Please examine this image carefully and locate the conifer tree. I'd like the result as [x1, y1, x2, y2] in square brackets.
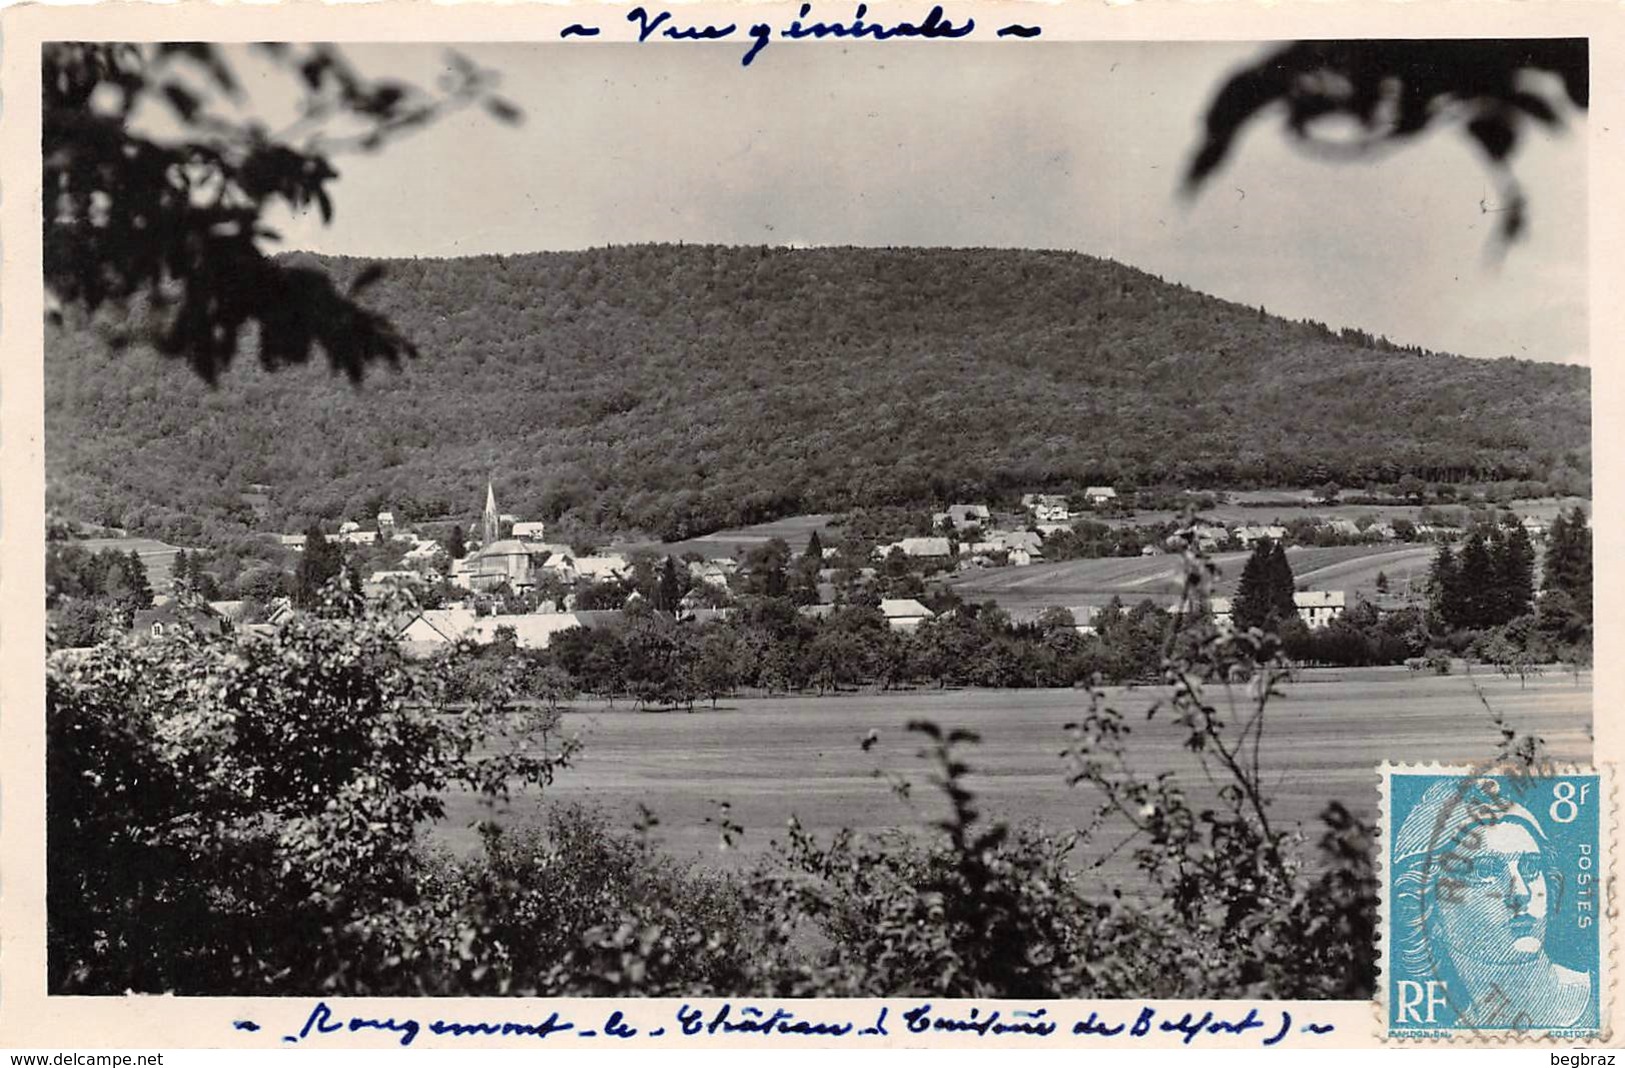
[657, 555, 681, 615]
[1429, 544, 1463, 630]
[124, 551, 154, 610]
[294, 525, 342, 608]
[1267, 541, 1297, 625]
[1496, 523, 1537, 623]
[1458, 532, 1495, 629]
[794, 532, 825, 605]
[1231, 540, 1274, 631]
[1544, 506, 1592, 620]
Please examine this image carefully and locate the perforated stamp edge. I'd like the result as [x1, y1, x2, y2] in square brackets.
[1376, 761, 1615, 1045]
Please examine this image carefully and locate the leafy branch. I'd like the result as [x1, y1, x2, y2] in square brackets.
[43, 43, 522, 383]
[1186, 39, 1587, 242]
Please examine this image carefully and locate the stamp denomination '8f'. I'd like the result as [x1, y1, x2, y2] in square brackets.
[1382, 766, 1610, 1040]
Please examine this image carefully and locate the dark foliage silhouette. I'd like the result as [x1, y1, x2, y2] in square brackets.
[1186, 39, 1587, 240]
[43, 43, 520, 383]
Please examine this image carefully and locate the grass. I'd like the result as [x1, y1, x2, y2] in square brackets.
[72, 536, 185, 590]
[438, 666, 1592, 884]
[1041, 494, 1589, 532]
[624, 513, 839, 558]
[947, 543, 1437, 610]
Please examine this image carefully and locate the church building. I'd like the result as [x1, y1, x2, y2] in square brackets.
[467, 482, 542, 592]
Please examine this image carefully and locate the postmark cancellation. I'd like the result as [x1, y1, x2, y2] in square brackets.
[1380, 764, 1612, 1041]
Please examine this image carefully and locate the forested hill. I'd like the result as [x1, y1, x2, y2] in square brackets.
[46, 244, 1590, 544]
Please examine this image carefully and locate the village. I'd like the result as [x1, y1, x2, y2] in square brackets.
[96, 477, 1563, 658]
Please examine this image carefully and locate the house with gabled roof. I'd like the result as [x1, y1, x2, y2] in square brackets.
[133, 602, 229, 640]
[879, 598, 935, 631]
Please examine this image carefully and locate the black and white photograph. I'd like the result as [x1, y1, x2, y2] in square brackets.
[6, 12, 1606, 1045]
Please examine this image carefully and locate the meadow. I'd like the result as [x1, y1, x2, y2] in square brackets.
[439, 666, 1592, 884]
[70, 536, 184, 589]
[1095, 493, 1592, 530]
[948, 543, 1438, 611]
[628, 513, 839, 558]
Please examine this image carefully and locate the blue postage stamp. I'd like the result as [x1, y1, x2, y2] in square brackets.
[1381, 765, 1611, 1040]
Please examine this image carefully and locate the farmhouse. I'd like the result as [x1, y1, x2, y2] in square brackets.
[403, 541, 443, 563]
[132, 602, 229, 639]
[1084, 486, 1117, 505]
[880, 598, 935, 631]
[1294, 590, 1346, 627]
[1232, 525, 1286, 547]
[363, 570, 426, 600]
[466, 613, 586, 650]
[573, 553, 631, 581]
[933, 503, 991, 529]
[1207, 590, 1347, 630]
[396, 607, 477, 655]
[877, 537, 952, 559]
[688, 558, 737, 588]
[1022, 494, 1071, 523]
[994, 530, 1043, 554]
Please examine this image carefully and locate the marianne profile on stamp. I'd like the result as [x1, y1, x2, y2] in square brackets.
[1389, 775, 1599, 1033]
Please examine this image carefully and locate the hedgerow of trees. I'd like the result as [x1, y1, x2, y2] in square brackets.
[1426, 507, 1591, 675]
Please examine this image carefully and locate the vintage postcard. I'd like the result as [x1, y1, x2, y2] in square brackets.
[1, 0, 1619, 1053]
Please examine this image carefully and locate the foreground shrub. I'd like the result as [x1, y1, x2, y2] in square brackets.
[47, 588, 576, 994]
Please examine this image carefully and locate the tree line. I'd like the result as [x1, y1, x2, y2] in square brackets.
[47, 243, 1590, 548]
[45, 545, 155, 647]
[1425, 506, 1591, 671]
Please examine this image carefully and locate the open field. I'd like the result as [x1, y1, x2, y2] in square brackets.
[1076, 495, 1589, 531]
[626, 513, 839, 558]
[438, 668, 1592, 885]
[72, 536, 185, 591]
[948, 544, 1437, 611]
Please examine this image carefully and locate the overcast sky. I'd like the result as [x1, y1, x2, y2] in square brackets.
[245, 41, 1588, 364]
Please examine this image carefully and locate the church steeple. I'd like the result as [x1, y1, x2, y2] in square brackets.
[483, 481, 499, 547]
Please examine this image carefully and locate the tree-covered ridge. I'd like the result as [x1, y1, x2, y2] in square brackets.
[46, 244, 1590, 545]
